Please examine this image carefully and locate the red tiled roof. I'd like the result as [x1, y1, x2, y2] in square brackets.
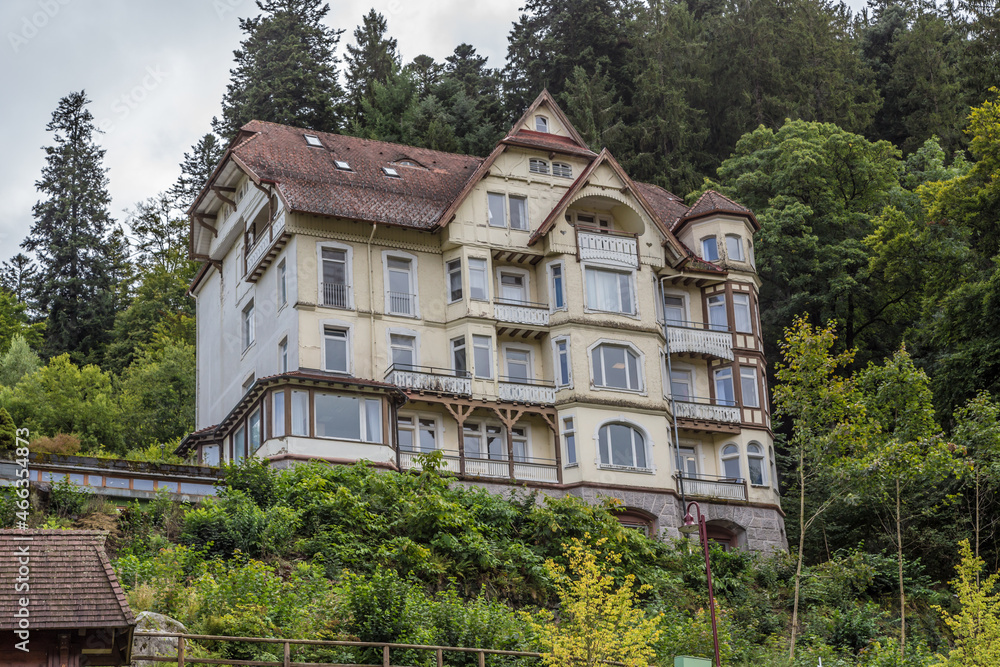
[233, 121, 484, 230]
[676, 190, 759, 231]
[634, 182, 690, 229]
[0, 530, 134, 630]
[501, 129, 598, 158]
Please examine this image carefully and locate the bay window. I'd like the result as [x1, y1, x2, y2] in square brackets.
[740, 366, 760, 408]
[714, 367, 736, 406]
[598, 423, 647, 469]
[584, 267, 634, 315]
[315, 393, 382, 442]
[591, 343, 641, 391]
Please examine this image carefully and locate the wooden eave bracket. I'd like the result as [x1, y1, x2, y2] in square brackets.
[193, 213, 218, 236]
[211, 186, 237, 207]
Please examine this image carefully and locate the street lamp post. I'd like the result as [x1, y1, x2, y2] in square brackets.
[679, 501, 721, 667]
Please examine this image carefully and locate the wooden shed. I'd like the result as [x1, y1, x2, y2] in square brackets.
[0, 529, 136, 666]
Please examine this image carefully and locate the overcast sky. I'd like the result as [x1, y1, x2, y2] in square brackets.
[0, 0, 868, 264]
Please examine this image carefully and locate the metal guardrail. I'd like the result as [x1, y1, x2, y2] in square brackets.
[321, 282, 351, 309]
[676, 473, 748, 502]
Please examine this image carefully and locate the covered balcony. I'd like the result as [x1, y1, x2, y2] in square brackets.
[675, 472, 748, 502]
[576, 226, 639, 268]
[244, 209, 288, 282]
[399, 449, 559, 483]
[666, 321, 734, 360]
[494, 298, 550, 327]
[385, 364, 471, 396]
[673, 396, 741, 432]
[497, 376, 556, 405]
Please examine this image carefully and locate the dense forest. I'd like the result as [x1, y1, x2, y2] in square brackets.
[2, 0, 1000, 664]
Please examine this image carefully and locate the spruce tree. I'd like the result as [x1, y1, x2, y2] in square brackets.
[345, 10, 401, 123]
[0, 254, 38, 306]
[214, 0, 344, 139]
[24, 91, 117, 365]
[170, 132, 226, 210]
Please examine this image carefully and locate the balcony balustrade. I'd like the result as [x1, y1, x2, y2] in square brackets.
[676, 472, 748, 501]
[385, 364, 471, 395]
[387, 291, 416, 316]
[399, 449, 558, 483]
[673, 397, 741, 424]
[665, 321, 734, 360]
[497, 376, 556, 404]
[576, 227, 639, 268]
[321, 282, 351, 309]
[494, 298, 550, 326]
[244, 210, 286, 278]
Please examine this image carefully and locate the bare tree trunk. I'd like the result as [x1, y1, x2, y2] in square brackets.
[897, 478, 906, 659]
[789, 450, 805, 659]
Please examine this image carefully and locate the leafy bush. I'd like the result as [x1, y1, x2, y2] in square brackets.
[0, 407, 16, 456]
[47, 475, 90, 517]
[31, 433, 81, 455]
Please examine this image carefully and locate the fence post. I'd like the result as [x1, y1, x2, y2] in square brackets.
[383, 644, 391, 667]
[284, 641, 291, 667]
[177, 636, 185, 667]
[478, 650, 485, 667]
[436, 648, 443, 667]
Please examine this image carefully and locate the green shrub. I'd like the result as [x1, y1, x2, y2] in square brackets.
[47, 475, 90, 517]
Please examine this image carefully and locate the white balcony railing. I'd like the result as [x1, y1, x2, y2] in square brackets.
[494, 300, 550, 326]
[399, 450, 558, 483]
[666, 324, 734, 360]
[245, 211, 286, 272]
[321, 283, 351, 309]
[386, 365, 471, 395]
[674, 399, 741, 424]
[677, 474, 748, 501]
[498, 378, 556, 404]
[577, 229, 638, 268]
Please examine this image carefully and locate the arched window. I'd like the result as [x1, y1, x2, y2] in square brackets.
[726, 234, 744, 260]
[598, 423, 647, 469]
[591, 343, 642, 391]
[721, 443, 741, 480]
[769, 446, 779, 492]
[747, 442, 766, 485]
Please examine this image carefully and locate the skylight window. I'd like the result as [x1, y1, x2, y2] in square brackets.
[334, 160, 352, 171]
[382, 167, 400, 178]
[304, 134, 323, 147]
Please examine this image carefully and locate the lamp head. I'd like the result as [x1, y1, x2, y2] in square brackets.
[678, 512, 699, 534]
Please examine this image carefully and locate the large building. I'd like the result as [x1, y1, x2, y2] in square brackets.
[178, 92, 787, 551]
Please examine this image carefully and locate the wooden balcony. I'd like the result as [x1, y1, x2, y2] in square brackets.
[676, 473, 748, 501]
[497, 376, 556, 405]
[244, 210, 288, 282]
[666, 321, 734, 360]
[494, 299, 550, 327]
[673, 397, 742, 433]
[385, 364, 471, 396]
[576, 227, 639, 268]
[399, 449, 558, 483]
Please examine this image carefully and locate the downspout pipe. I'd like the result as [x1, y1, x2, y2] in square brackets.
[367, 223, 378, 374]
[660, 277, 687, 522]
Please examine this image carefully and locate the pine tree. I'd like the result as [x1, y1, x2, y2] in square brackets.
[24, 91, 117, 365]
[344, 10, 401, 123]
[170, 132, 225, 210]
[406, 55, 442, 97]
[0, 254, 38, 306]
[214, 0, 344, 139]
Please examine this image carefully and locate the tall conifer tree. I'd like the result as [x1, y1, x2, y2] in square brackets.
[344, 10, 401, 122]
[170, 132, 226, 211]
[214, 0, 344, 139]
[24, 91, 117, 364]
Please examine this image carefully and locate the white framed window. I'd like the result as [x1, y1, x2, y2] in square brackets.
[451, 336, 468, 376]
[509, 195, 528, 230]
[202, 444, 220, 467]
[670, 368, 694, 401]
[304, 133, 323, 147]
[707, 294, 728, 331]
[677, 446, 698, 476]
[726, 234, 744, 261]
[584, 267, 635, 315]
[334, 159, 352, 171]
[469, 258, 489, 300]
[278, 338, 288, 373]
[562, 417, 577, 465]
[233, 424, 246, 464]
[548, 262, 566, 310]
[241, 300, 255, 351]
[504, 346, 532, 381]
[447, 259, 463, 303]
[324, 327, 350, 374]
[535, 116, 549, 132]
[552, 162, 572, 178]
[748, 442, 767, 485]
[733, 293, 752, 333]
[749, 240, 756, 268]
[485, 424, 506, 459]
[382, 166, 401, 178]
[488, 192, 506, 228]
[248, 407, 262, 454]
[512, 426, 529, 462]
[591, 342, 643, 392]
[473, 334, 493, 379]
[398, 414, 438, 453]
[242, 374, 255, 395]
[277, 259, 287, 307]
[663, 293, 686, 325]
[529, 158, 549, 175]
[383, 251, 418, 318]
[769, 446, 778, 489]
[714, 367, 736, 406]
[740, 366, 760, 408]
[553, 337, 571, 387]
[291, 390, 309, 436]
[498, 268, 529, 304]
[721, 443, 742, 479]
[702, 236, 719, 261]
[273, 390, 286, 437]
[389, 333, 416, 370]
[315, 393, 382, 442]
[319, 243, 352, 309]
[597, 422, 648, 470]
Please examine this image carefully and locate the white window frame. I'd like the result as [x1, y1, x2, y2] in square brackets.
[583, 264, 637, 316]
[320, 319, 354, 375]
[512, 424, 531, 462]
[733, 292, 753, 333]
[447, 257, 463, 303]
[508, 194, 529, 231]
[501, 343, 534, 381]
[720, 443, 743, 481]
[317, 241, 354, 310]
[278, 337, 289, 373]
[272, 389, 286, 438]
[662, 289, 690, 326]
[677, 441, 700, 477]
[535, 115, 549, 132]
[668, 363, 695, 402]
[277, 259, 287, 308]
[714, 366, 736, 406]
[241, 299, 255, 351]
[593, 418, 654, 472]
[487, 192, 507, 228]
[472, 334, 494, 379]
[382, 250, 420, 318]
[552, 162, 572, 178]
[747, 441, 767, 486]
[707, 294, 728, 331]
[496, 266, 530, 304]
[726, 234, 745, 261]
[468, 257, 489, 301]
[562, 415, 577, 466]
[547, 261, 567, 311]
[314, 392, 382, 443]
[588, 339, 646, 394]
[397, 412, 441, 453]
[529, 158, 549, 175]
[701, 236, 719, 261]
[387, 327, 420, 371]
[552, 336, 572, 388]
[740, 365, 760, 408]
[451, 336, 469, 376]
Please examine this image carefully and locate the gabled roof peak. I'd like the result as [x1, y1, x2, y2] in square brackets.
[505, 90, 593, 155]
[676, 189, 759, 231]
